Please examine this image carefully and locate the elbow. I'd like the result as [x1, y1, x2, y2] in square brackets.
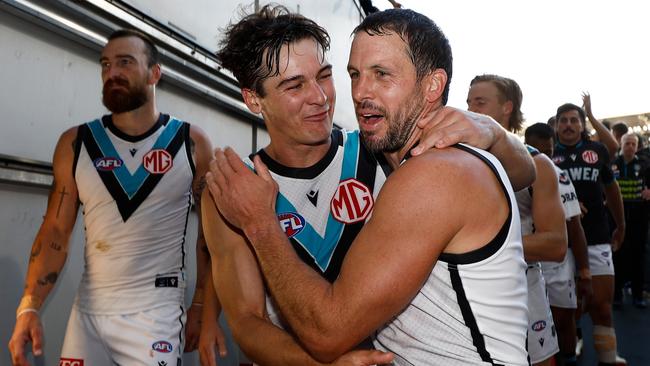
[551, 233, 568, 262]
[301, 331, 353, 363]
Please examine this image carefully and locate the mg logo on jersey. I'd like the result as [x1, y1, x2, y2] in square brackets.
[582, 150, 598, 164]
[143, 149, 173, 174]
[331, 178, 373, 224]
[532, 320, 547, 332]
[278, 212, 305, 238]
[552, 155, 565, 165]
[152, 340, 173, 353]
[94, 157, 122, 171]
[59, 358, 84, 366]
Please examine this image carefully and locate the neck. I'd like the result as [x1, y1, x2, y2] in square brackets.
[111, 98, 159, 136]
[623, 154, 635, 163]
[264, 138, 332, 168]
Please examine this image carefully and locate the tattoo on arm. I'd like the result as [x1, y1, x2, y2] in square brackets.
[56, 186, 69, 218]
[36, 272, 59, 287]
[50, 242, 62, 251]
[30, 242, 42, 263]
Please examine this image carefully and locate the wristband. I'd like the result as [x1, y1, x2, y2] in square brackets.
[16, 308, 39, 319]
[192, 302, 204, 307]
[16, 295, 43, 318]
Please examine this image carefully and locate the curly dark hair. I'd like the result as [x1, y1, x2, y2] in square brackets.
[216, 4, 330, 97]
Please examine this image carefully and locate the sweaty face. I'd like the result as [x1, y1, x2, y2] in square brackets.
[348, 32, 425, 153]
[466, 81, 509, 129]
[100, 37, 153, 113]
[556, 110, 584, 145]
[256, 38, 335, 148]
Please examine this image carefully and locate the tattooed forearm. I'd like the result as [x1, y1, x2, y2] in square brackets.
[56, 186, 69, 218]
[30, 242, 42, 263]
[36, 272, 59, 287]
[49, 242, 62, 251]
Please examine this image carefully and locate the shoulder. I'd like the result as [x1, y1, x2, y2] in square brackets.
[189, 124, 211, 147]
[389, 147, 498, 198]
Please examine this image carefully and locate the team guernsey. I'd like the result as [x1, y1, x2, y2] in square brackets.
[515, 145, 559, 363]
[61, 114, 193, 365]
[248, 129, 386, 327]
[540, 166, 581, 309]
[374, 144, 529, 366]
[553, 139, 614, 246]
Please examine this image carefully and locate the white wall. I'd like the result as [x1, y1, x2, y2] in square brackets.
[125, 0, 364, 130]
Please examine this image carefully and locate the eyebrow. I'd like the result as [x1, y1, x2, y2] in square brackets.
[276, 64, 333, 89]
[99, 54, 136, 63]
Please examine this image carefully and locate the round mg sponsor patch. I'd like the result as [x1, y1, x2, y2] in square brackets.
[552, 155, 565, 164]
[330, 178, 373, 224]
[143, 149, 173, 174]
[582, 150, 599, 164]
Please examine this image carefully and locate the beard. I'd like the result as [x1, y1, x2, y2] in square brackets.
[102, 78, 148, 114]
[361, 89, 425, 154]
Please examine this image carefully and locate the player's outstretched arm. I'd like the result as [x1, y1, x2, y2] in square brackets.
[9, 128, 80, 366]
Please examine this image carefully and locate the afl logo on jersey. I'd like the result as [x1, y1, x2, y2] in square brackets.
[94, 157, 123, 171]
[143, 149, 173, 174]
[552, 156, 565, 165]
[278, 212, 305, 238]
[152, 340, 173, 353]
[558, 171, 571, 185]
[582, 150, 599, 164]
[532, 320, 547, 332]
[59, 358, 84, 366]
[331, 178, 373, 224]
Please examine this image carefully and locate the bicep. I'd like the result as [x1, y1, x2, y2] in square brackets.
[201, 190, 267, 321]
[41, 129, 80, 236]
[531, 158, 565, 231]
[331, 163, 460, 337]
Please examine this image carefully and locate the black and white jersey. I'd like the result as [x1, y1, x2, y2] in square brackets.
[73, 114, 194, 314]
[248, 129, 387, 330]
[553, 139, 614, 245]
[374, 144, 529, 366]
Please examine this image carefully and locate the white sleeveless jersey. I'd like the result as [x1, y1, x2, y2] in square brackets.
[374, 144, 529, 366]
[73, 114, 194, 314]
[250, 129, 387, 329]
[555, 166, 581, 220]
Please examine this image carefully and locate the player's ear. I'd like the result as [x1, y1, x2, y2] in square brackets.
[242, 88, 262, 114]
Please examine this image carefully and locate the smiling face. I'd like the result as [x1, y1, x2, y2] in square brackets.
[244, 38, 335, 151]
[100, 36, 158, 114]
[347, 31, 427, 153]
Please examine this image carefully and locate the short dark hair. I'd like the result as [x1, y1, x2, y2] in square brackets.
[108, 29, 159, 67]
[353, 9, 453, 105]
[556, 103, 589, 140]
[524, 122, 554, 143]
[216, 4, 330, 97]
[612, 122, 629, 135]
[470, 74, 524, 133]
